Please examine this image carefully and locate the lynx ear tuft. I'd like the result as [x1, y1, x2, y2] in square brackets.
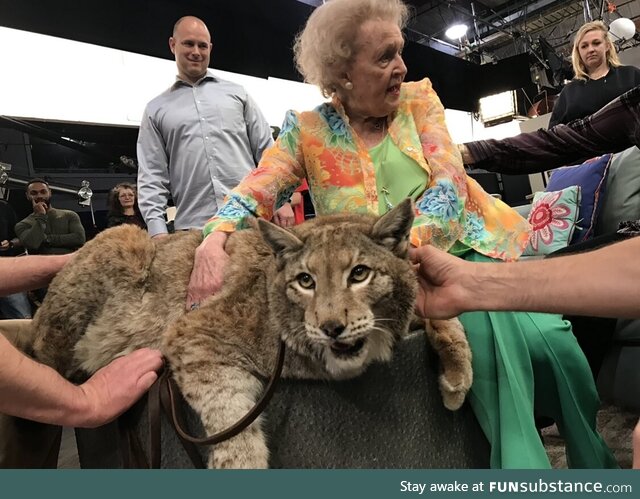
[258, 219, 304, 259]
[371, 198, 414, 257]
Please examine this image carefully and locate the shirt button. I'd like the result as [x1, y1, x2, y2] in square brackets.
[205, 136, 209, 140]
[406, 147, 414, 152]
[201, 117, 205, 121]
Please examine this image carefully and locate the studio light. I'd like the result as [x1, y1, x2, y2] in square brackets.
[609, 18, 636, 41]
[445, 24, 468, 40]
[479, 90, 517, 127]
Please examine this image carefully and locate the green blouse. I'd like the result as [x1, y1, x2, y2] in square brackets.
[369, 135, 469, 257]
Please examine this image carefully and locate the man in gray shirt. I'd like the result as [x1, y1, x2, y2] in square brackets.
[137, 16, 293, 237]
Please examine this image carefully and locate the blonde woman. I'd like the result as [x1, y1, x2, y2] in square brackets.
[550, 20, 640, 127]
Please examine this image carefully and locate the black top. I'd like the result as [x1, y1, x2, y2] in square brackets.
[0, 200, 21, 256]
[107, 214, 146, 230]
[549, 65, 640, 127]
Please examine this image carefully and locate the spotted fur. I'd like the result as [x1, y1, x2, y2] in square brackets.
[31, 199, 471, 468]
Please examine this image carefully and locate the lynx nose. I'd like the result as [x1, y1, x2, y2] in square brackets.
[320, 320, 346, 338]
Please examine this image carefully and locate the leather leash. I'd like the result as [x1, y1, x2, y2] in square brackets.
[142, 340, 286, 468]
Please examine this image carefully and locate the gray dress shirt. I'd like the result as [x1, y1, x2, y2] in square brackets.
[136, 72, 273, 236]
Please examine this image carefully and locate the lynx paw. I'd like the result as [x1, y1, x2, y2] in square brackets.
[438, 368, 472, 411]
[208, 430, 270, 469]
[425, 318, 473, 411]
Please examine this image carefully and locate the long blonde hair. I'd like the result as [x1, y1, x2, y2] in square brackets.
[571, 20, 621, 80]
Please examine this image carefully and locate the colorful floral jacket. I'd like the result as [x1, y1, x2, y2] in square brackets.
[204, 79, 531, 260]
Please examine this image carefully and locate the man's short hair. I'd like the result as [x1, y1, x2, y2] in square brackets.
[26, 177, 50, 192]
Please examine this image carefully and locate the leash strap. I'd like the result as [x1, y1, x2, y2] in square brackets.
[144, 340, 286, 467]
[148, 372, 162, 469]
[158, 371, 205, 468]
[165, 340, 286, 445]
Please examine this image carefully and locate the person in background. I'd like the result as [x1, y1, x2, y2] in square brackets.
[137, 16, 294, 239]
[458, 84, 640, 172]
[549, 20, 640, 127]
[0, 199, 31, 319]
[409, 238, 640, 469]
[14, 178, 86, 255]
[186, 0, 616, 469]
[0, 253, 163, 467]
[106, 182, 146, 229]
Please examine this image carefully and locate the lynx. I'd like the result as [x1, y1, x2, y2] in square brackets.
[32, 200, 472, 468]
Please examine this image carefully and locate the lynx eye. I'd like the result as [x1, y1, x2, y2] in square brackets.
[349, 265, 371, 283]
[296, 272, 315, 289]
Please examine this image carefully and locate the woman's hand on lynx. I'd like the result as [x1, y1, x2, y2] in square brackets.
[186, 231, 230, 310]
[76, 348, 163, 428]
[409, 245, 472, 320]
[272, 203, 295, 228]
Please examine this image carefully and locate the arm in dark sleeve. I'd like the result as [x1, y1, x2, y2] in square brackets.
[548, 88, 568, 128]
[465, 85, 640, 174]
[14, 215, 47, 251]
[46, 212, 86, 248]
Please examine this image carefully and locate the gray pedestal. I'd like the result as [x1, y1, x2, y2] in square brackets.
[77, 333, 490, 468]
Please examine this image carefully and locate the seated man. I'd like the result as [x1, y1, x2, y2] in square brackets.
[15, 178, 86, 255]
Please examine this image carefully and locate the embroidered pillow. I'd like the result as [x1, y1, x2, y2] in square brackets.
[523, 186, 581, 256]
[545, 154, 612, 244]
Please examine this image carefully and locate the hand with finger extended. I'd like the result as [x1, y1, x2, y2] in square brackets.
[33, 201, 48, 215]
[75, 348, 164, 428]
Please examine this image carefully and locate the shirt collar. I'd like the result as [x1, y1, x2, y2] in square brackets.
[172, 70, 217, 89]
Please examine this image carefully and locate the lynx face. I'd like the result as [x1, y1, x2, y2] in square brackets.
[258, 202, 418, 378]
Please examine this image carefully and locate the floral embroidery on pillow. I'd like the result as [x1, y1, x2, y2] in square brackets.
[523, 186, 581, 256]
[528, 191, 571, 252]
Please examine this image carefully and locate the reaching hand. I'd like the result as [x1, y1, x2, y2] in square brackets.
[185, 231, 229, 310]
[77, 348, 163, 428]
[409, 245, 471, 320]
[272, 203, 295, 228]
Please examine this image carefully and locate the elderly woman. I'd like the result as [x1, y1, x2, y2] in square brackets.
[550, 20, 640, 127]
[188, 0, 616, 469]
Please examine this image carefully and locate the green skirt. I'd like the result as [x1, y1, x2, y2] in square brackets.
[459, 251, 618, 469]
